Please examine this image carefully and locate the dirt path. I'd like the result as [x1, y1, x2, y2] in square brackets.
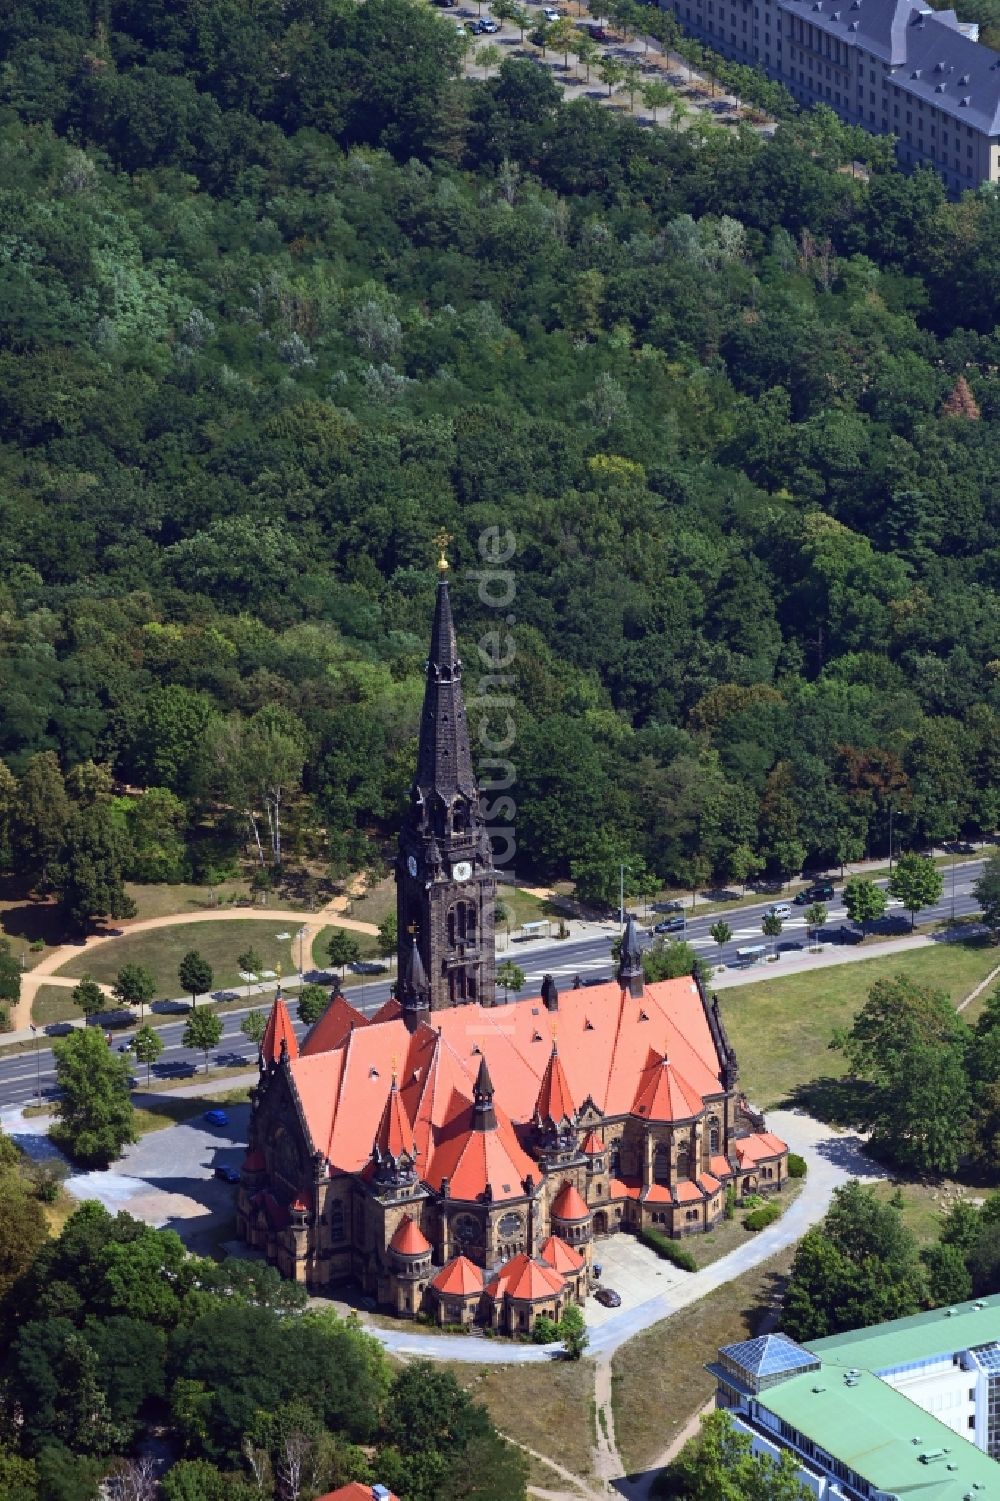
[592, 1356, 624, 1492]
[500, 1431, 604, 1501]
[957, 961, 1000, 1013]
[12, 895, 377, 1030]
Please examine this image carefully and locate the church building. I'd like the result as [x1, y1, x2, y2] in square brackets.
[237, 557, 788, 1331]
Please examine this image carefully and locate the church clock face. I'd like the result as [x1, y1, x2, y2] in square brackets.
[452, 861, 472, 882]
[407, 855, 418, 878]
[498, 1210, 522, 1238]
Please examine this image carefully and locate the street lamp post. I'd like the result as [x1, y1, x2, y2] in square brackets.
[888, 803, 894, 872]
[298, 925, 306, 984]
[619, 863, 626, 931]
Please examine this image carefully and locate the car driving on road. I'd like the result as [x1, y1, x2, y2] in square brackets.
[793, 882, 834, 905]
[765, 903, 792, 920]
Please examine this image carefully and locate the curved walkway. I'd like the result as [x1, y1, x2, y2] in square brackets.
[12, 897, 378, 1031]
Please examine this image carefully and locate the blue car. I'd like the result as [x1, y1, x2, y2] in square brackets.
[214, 1164, 241, 1183]
[203, 1109, 228, 1127]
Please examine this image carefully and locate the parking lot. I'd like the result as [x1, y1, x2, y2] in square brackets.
[60, 1100, 252, 1257]
[456, 0, 772, 136]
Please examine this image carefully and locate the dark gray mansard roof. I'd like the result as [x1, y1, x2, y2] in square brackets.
[778, 0, 1000, 132]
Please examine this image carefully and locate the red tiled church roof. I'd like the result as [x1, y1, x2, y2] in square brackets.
[551, 1180, 590, 1222]
[735, 1131, 786, 1167]
[632, 1051, 703, 1123]
[533, 1041, 575, 1126]
[389, 1214, 431, 1256]
[301, 992, 369, 1056]
[431, 1255, 483, 1296]
[538, 1234, 584, 1274]
[486, 1252, 564, 1302]
[373, 1075, 414, 1161]
[287, 978, 735, 1188]
[260, 992, 299, 1068]
[580, 1129, 604, 1155]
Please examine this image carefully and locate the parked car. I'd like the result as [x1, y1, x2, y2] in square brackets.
[653, 916, 685, 933]
[214, 1164, 241, 1183]
[765, 903, 792, 920]
[594, 1287, 621, 1308]
[203, 1109, 229, 1127]
[479, 17, 500, 30]
[793, 882, 834, 905]
[543, 7, 561, 19]
[652, 900, 684, 913]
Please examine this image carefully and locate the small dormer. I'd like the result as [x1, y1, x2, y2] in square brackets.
[960, 71, 970, 83]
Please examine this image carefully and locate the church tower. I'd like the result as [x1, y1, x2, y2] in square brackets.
[395, 546, 496, 1009]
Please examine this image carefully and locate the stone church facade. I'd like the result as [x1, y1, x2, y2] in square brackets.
[237, 562, 787, 1332]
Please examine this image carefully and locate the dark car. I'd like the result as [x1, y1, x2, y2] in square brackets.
[652, 900, 683, 913]
[594, 1287, 621, 1308]
[117, 1039, 133, 1052]
[654, 916, 685, 933]
[794, 882, 835, 905]
[214, 1164, 241, 1183]
[203, 1109, 229, 1127]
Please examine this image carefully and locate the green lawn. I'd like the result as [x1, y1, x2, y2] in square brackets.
[31, 985, 84, 1027]
[721, 939, 1000, 1110]
[124, 880, 253, 920]
[54, 920, 299, 997]
[311, 924, 383, 972]
[611, 1247, 795, 1475]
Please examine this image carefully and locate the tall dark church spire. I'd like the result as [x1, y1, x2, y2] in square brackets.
[395, 539, 496, 1011]
[617, 915, 644, 999]
[414, 560, 476, 812]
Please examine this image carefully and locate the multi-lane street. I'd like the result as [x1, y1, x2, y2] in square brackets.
[0, 858, 988, 1109]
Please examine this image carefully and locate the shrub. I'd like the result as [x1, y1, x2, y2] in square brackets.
[532, 1315, 560, 1344]
[639, 1227, 697, 1271]
[744, 1203, 782, 1231]
[724, 1184, 736, 1221]
[787, 1152, 807, 1178]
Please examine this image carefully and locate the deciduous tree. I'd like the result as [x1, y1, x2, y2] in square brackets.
[183, 1009, 223, 1073]
[887, 851, 943, 929]
[178, 951, 213, 1008]
[52, 1027, 137, 1167]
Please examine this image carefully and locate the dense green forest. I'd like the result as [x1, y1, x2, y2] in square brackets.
[2, 0, 1000, 910]
[0, 1188, 525, 1500]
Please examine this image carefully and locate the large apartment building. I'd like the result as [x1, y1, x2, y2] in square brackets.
[660, 0, 1000, 191]
[710, 1295, 1000, 1500]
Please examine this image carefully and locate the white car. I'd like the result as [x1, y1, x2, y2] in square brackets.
[765, 903, 793, 920]
[543, 7, 561, 19]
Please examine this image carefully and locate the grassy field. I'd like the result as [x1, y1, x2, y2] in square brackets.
[611, 1247, 795, 1476]
[721, 939, 1000, 1110]
[868, 1177, 985, 1245]
[55, 920, 298, 995]
[311, 925, 383, 973]
[341, 877, 396, 929]
[685, 1179, 804, 1268]
[124, 880, 254, 920]
[440, 1358, 597, 1482]
[31, 984, 85, 1027]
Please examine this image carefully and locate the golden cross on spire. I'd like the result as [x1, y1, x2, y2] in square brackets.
[434, 528, 452, 574]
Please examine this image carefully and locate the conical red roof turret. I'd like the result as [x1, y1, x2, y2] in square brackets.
[533, 1040, 575, 1127]
[373, 1074, 414, 1163]
[260, 991, 299, 1069]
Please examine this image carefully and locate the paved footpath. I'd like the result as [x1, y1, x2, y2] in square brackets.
[10, 896, 378, 1032]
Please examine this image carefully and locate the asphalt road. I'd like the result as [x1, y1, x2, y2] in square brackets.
[0, 858, 987, 1109]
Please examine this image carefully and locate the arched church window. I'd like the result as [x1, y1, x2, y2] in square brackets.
[676, 1143, 690, 1180]
[709, 1119, 721, 1153]
[654, 1143, 671, 1186]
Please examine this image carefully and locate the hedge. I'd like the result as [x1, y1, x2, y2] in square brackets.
[744, 1202, 782, 1231]
[787, 1152, 808, 1178]
[638, 1227, 697, 1271]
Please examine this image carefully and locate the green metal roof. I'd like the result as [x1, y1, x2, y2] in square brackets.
[762, 1369, 999, 1500]
[749, 1297, 1000, 1500]
[808, 1293, 1000, 1375]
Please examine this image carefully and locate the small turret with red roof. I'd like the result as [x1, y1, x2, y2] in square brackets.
[259, 989, 299, 1071]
